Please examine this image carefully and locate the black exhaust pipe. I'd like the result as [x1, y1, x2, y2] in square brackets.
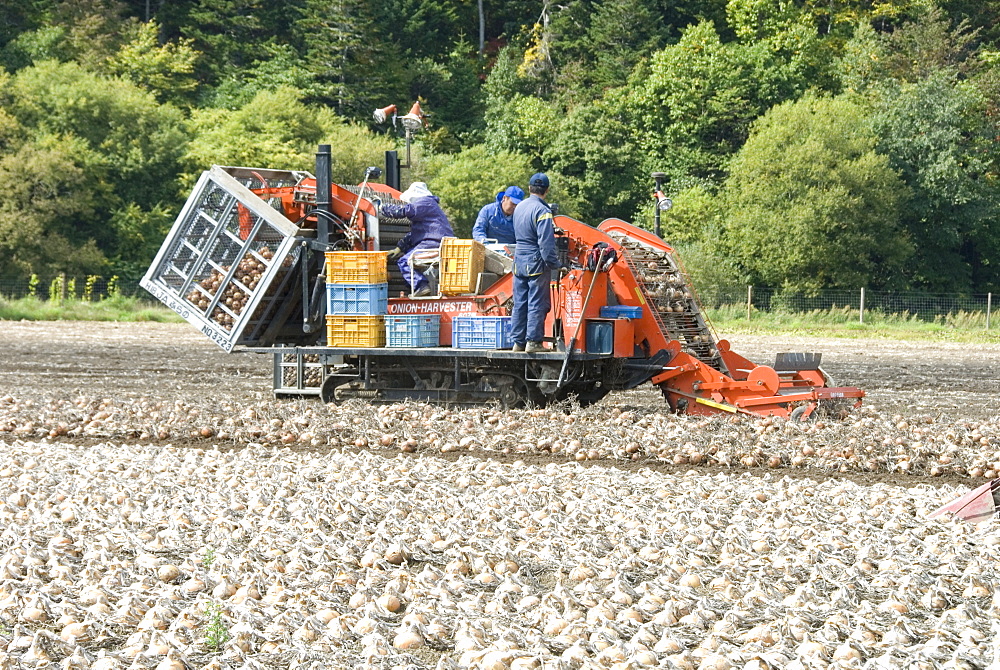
[315, 144, 332, 246]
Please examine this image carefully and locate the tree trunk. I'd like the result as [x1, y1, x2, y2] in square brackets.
[478, 0, 485, 54]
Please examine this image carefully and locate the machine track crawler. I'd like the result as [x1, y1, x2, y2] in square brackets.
[141, 147, 864, 417]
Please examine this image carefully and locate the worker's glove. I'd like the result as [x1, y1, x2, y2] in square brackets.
[387, 247, 403, 261]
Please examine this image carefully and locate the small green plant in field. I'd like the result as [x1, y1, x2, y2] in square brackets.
[203, 602, 230, 651]
[48, 275, 64, 302]
[201, 547, 216, 568]
[27, 274, 39, 297]
[108, 275, 120, 298]
[83, 275, 99, 302]
[66, 277, 77, 299]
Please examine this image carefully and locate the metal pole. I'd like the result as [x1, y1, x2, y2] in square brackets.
[315, 144, 332, 247]
[747, 285, 752, 320]
[384, 150, 400, 191]
[988, 293, 992, 330]
[860, 287, 865, 324]
[651, 172, 666, 239]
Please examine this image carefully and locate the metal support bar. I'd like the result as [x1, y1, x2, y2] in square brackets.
[315, 145, 332, 247]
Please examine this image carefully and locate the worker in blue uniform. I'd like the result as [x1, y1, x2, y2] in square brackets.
[472, 185, 524, 245]
[380, 182, 455, 297]
[511, 173, 560, 353]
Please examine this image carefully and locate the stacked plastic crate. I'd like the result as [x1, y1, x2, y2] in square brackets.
[439, 237, 513, 349]
[386, 314, 441, 347]
[325, 252, 389, 347]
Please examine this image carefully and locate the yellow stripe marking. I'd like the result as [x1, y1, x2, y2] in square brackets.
[695, 397, 738, 413]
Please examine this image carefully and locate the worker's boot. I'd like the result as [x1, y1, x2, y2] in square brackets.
[511, 343, 525, 352]
[525, 341, 546, 353]
[410, 285, 432, 298]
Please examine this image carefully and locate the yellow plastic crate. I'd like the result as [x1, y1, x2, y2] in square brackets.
[325, 251, 390, 284]
[439, 238, 485, 295]
[325, 315, 386, 347]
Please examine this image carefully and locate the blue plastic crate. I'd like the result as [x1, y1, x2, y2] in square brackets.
[600, 305, 643, 319]
[326, 283, 388, 315]
[452, 316, 513, 349]
[386, 315, 441, 347]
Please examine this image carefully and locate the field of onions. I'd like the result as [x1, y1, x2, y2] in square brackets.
[1, 321, 999, 669]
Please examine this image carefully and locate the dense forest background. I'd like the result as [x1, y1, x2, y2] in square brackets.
[1, 0, 999, 294]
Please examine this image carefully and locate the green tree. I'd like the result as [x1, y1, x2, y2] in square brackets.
[416, 144, 534, 236]
[408, 40, 485, 142]
[370, 0, 476, 61]
[182, 0, 298, 82]
[0, 2, 40, 53]
[294, 0, 400, 117]
[205, 43, 318, 110]
[543, 101, 643, 222]
[717, 94, 912, 292]
[108, 203, 176, 278]
[0, 134, 111, 279]
[627, 20, 815, 185]
[871, 71, 1000, 290]
[483, 46, 535, 154]
[184, 87, 393, 184]
[549, 0, 665, 95]
[938, 0, 1000, 47]
[3, 60, 187, 207]
[881, 6, 981, 82]
[1, 26, 74, 71]
[105, 20, 201, 107]
[53, 0, 139, 70]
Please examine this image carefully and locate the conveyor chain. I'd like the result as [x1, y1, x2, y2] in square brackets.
[609, 233, 728, 374]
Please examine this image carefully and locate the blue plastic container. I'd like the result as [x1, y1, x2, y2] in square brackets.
[452, 316, 513, 349]
[326, 283, 388, 315]
[386, 315, 441, 347]
[599, 305, 643, 319]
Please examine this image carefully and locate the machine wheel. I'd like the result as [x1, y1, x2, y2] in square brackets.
[492, 376, 527, 409]
[320, 373, 356, 404]
[790, 403, 817, 423]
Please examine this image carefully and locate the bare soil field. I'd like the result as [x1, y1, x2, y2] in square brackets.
[3, 321, 997, 418]
[3, 321, 1000, 669]
[1, 321, 997, 487]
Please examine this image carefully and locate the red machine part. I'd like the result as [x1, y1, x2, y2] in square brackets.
[251, 176, 863, 418]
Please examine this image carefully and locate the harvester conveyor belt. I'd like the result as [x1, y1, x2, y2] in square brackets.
[608, 232, 729, 375]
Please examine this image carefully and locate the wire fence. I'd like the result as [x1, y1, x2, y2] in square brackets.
[697, 285, 997, 329]
[0, 276, 996, 329]
[0, 276, 144, 301]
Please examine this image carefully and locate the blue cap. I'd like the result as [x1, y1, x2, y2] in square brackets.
[501, 185, 524, 204]
[529, 172, 550, 189]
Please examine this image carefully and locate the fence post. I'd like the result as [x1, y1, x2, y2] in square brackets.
[747, 285, 753, 320]
[988, 293, 992, 330]
[859, 287, 865, 324]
